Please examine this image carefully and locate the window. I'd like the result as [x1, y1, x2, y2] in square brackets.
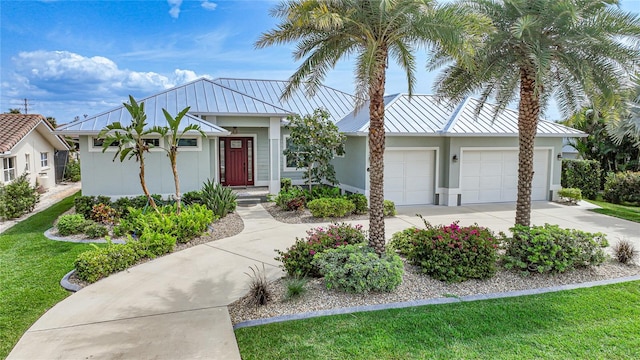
[92, 138, 120, 147]
[40, 152, 49, 168]
[3, 157, 16, 182]
[143, 138, 160, 147]
[25, 154, 30, 172]
[178, 138, 198, 147]
[284, 135, 303, 171]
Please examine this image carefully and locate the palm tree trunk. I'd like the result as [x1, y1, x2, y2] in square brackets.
[139, 156, 158, 211]
[368, 48, 388, 255]
[170, 151, 181, 214]
[515, 67, 540, 226]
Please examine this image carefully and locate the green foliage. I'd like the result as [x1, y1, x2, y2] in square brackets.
[283, 109, 346, 189]
[407, 220, 501, 282]
[307, 197, 355, 218]
[84, 223, 108, 239]
[138, 231, 177, 258]
[280, 178, 292, 191]
[312, 244, 404, 293]
[90, 203, 118, 224]
[558, 188, 582, 204]
[275, 223, 367, 277]
[284, 276, 308, 300]
[383, 200, 396, 216]
[561, 159, 602, 199]
[201, 179, 237, 218]
[388, 227, 418, 256]
[74, 195, 111, 218]
[304, 185, 342, 201]
[504, 224, 608, 274]
[182, 190, 203, 205]
[56, 214, 89, 236]
[275, 186, 307, 211]
[0, 173, 40, 220]
[604, 171, 640, 205]
[612, 240, 638, 265]
[64, 159, 81, 182]
[75, 241, 140, 283]
[347, 193, 368, 214]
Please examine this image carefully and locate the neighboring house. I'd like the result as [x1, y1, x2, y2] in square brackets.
[56, 78, 585, 206]
[0, 114, 70, 189]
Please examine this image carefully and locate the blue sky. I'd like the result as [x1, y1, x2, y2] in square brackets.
[1, 0, 639, 124]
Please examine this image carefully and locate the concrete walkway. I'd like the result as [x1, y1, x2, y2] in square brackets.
[7, 201, 640, 359]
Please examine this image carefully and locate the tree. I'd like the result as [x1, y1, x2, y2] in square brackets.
[7, 108, 21, 114]
[152, 107, 206, 214]
[98, 95, 158, 211]
[284, 109, 346, 191]
[433, 0, 640, 226]
[257, 0, 478, 254]
[607, 76, 640, 148]
[46, 116, 57, 128]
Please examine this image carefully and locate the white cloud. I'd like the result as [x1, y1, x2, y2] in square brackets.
[167, 0, 183, 19]
[201, 1, 217, 11]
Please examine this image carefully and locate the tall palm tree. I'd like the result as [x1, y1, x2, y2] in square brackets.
[433, 0, 640, 226]
[98, 95, 159, 211]
[608, 76, 640, 146]
[152, 107, 206, 214]
[257, 0, 479, 254]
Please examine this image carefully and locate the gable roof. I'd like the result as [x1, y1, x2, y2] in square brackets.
[0, 114, 69, 153]
[337, 94, 585, 137]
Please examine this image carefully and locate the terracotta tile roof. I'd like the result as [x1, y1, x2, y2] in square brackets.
[0, 114, 51, 153]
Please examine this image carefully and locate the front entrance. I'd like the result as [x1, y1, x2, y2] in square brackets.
[219, 137, 254, 186]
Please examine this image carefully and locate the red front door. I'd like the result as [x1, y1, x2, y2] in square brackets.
[219, 137, 254, 186]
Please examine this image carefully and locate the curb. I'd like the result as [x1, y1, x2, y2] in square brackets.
[60, 269, 81, 292]
[233, 274, 640, 329]
[44, 228, 126, 244]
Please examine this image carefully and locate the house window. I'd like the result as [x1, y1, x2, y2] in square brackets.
[40, 152, 49, 168]
[3, 157, 16, 182]
[25, 154, 30, 172]
[284, 135, 303, 171]
[92, 138, 120, 147]
[178, 138, 198, 147]
[144, 138, 160, 147]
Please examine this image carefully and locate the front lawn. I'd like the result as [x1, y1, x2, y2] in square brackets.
[587, 199, 640, 223]
[0, 193, 94, 358]
[235, 281, 640, 359]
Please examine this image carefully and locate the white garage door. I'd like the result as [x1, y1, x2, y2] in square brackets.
[384, 149, 435, 205]
[461, 150, 549, 204]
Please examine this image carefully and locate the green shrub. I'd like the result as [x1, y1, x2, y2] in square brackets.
[383, 200, 396, 216]
[388, 227, 418, 256]
[561, 159, 601, 199]
[74, 195, 112, 218]
[64, 159, 81, 182]
[504, 224, 608, 274]
[558, 188, 582, 204]
[75, 242, 140, 283]
[284, 276, 308, 300]
[275, 223, 367, 277]
[307, 197, 355, 218]
[90, 203, 118, 224]
[57, 214, 88, 236]
[138, 230, 176, 258]
[84, 223, 108, 239]
[408, 219, 501, 282]
[347, 193, 368, 214]
[280, 178, 292, 191]
[304, 185, 342, 201]
[604, 171, 640, 204]
[201, 179, 237, 218]
[0, 173, 40, 220]
[182, 190, 203, 205]
[275, 187, 307, 211]
[312, 244, 404, 293]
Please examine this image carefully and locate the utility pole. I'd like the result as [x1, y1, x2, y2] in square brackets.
[22, 98, 30, 114]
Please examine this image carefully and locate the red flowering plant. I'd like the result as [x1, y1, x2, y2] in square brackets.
[407, 215, 504, 283]
[275, 223, 367, 277]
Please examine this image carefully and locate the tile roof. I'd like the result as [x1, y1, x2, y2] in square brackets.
[0, 114, 54, 153]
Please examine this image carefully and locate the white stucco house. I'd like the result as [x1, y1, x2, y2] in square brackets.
[0, 114, 70, 189]
[56, 78, 585, 206]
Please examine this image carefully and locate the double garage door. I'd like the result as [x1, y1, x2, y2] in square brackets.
[384, 149, 435, 206]
[460, 149, 549, 204]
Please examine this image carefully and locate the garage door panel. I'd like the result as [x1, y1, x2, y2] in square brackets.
[479, 176, 502, 189]
[384, 150, 435, 205]
[480, 162, 503, 176]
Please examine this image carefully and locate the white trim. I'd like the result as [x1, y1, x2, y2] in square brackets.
[282, 134, 303, 172]
[175, 136, 201, 152]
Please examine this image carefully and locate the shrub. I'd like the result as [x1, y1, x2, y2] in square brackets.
[612, 240, 638, 265]
[312, 244, 404, 293]
[284, 276, 308, 300]
[90, 203, 118, 224]
[57, 214, 89, 236]
[201, 179, 237, 218]
[558, 188, 582, 204]
[307, 197, 355, 218]
[138, 230, 177, 258]
[182, 190, 203, 205]
[504, 224, 608, 274]
[275, 223, 367, 277]
[245, 264, 271, 306]
[84, 223, 108, 238]
[347, 193, 368, 214]
[383, 200, 396, 216]
[0, 173, 40, 220]
[408, 220, 501, 283]
[280, 178, 292, 191]
[75, 242, 140, 283]
[388, 227, 418, 256]
[74, 195, 112, 218]
[275, 187, 306, 211]
[604, 171, 640, 204]
[65, 159, 81, 182]
[561, 159, 601, 199]
[304, 185, 342, 201]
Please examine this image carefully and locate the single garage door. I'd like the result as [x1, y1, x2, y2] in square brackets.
[461, 149, 549, 204]
[384, 149, 435, 205]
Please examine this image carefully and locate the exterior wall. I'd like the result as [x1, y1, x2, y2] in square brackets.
[3, 130, 57, 189]
[333, 136, 367, 193]
[280, 128, 305, 183]
[79, 135, 213, 197]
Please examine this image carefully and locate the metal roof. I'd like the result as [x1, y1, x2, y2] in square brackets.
[214, 78, 356, 123]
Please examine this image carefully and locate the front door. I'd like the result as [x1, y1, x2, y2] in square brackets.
[219, 137, 254, 186]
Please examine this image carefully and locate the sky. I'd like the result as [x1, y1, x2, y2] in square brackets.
[1, 0, 640, 125]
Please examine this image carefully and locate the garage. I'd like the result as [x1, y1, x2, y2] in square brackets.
[384, 149, 435, 205]
[460, 149, 549, 204]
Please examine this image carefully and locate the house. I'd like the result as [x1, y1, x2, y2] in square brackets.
[0, 114, 70, 189]
[56, 78, 585, 206]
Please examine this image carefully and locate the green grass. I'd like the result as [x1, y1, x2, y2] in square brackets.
[0, 192, 94, 358]
[236, 281, 640, 359]
[587, 199, 640, 223]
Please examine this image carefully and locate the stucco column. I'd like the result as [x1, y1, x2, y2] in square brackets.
[269, 117, 281, 194]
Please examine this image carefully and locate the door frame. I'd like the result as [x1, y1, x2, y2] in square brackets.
[218, 135, 258, 186]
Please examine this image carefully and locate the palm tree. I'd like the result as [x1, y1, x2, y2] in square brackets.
[433, 0, 640, 226]
[152, 107, 206, 214]
[608, 76, 640, 147]
[257, 0, 479, 254]
[98, 95, 159, 211]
